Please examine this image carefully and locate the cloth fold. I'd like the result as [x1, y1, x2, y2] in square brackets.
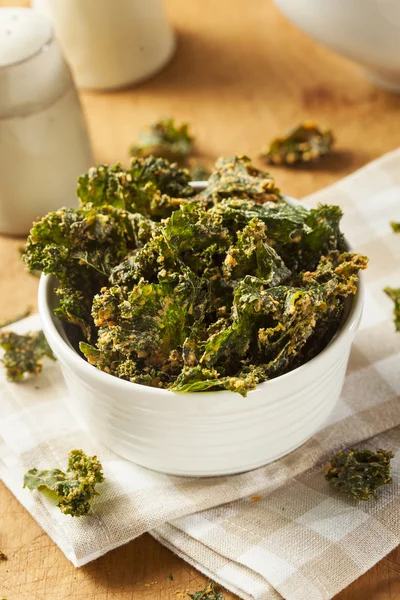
[1, 149, 400, 600]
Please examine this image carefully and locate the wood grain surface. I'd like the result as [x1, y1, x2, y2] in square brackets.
[1, 0, 400, 598]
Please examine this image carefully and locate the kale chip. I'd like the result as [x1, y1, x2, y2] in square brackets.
[203, 155, 282, 204]
[23, 449, 104, 516]
[23, 204, 156, 340]
[324, 448, 394, 501]
[23, 155, 367, 396]
[0, 330, 55, 381]
[385, 287, 400, 331]
[261, 121, 334, 166]
[130, 117, 193, 164]
[77, 156, 195, 215]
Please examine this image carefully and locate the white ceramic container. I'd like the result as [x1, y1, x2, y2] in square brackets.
[38, 192, 364, 476]
[0, 8, 93, 235]
[32, 0, 175, 90]
[273, 0, 400, 92]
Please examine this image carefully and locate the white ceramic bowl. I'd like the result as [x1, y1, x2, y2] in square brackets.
[38, 192, 364, 476]
[273, 0, 400, 92]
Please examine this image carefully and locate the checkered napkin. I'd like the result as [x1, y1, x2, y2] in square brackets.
[1, 150, 400, 600]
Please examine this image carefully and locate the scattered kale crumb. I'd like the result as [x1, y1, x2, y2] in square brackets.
[0, 306, 32, 328]
[23, 449, 104, 517]
[0, 330, 56, 381]
[324, 448, 394, 501]
[0, 551, 7, 560]
[169, 573, 174, 581]
[188, 582, 224, 600]
[390, 221, 400, 233]
[261, 121, 334, 166]
[384, 287, 400, 331]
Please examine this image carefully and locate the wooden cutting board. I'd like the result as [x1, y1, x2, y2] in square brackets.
[0, 0, 399, 598]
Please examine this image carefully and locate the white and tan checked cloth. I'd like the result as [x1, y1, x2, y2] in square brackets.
[1, 150, 400, 600]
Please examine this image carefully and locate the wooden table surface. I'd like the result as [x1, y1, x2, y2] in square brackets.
[1, 0, 400, 598]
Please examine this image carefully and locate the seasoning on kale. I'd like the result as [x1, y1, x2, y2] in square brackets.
[77, 156, 195, 215]
[324, 448, 394, 501]
[80, 193, 366, 395]
[203, 155, 282, 204]
[81, 269, 204, 386]
[261, 121, 334, 166]
[23, 449, 104, 517]
[0, 306, 32, 328]
[25, 155, 367, 396]
[130, 117, 193, 164]
[23, 205, 154, 341]
[188, 582, 225, 600]
[22, 162, 172, 340]
[384, 287, 400, 331]
[0, 330, 55, 381]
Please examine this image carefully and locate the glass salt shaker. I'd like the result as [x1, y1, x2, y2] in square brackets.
[0, 8, 93, 235]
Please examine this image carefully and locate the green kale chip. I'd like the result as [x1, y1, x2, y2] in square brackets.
[0, 330, 56, 381]
[221, 217, 292, 282]
[25, 155, 367, 396]
[188, 582, 225, 600]
[261, 121, 334, 166]
[85, 197, 365, 396]
[81, 268, 205, 384]
[203, 155, 282, 204]
[77, 157, 195, 217]
[23, 205, 156, 340]
[384, 287, 400, 331]
[23, 449, 104, 517]
[324, 448, 394, 500]
[171, 365, 265, 396]
[171, 251, 365, 394]
[130, 117, 193, 164]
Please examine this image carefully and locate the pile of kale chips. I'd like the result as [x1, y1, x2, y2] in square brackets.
[24, 156, 367, 396]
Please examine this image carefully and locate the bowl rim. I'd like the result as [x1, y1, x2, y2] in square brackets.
[38, 188, 364, 399]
